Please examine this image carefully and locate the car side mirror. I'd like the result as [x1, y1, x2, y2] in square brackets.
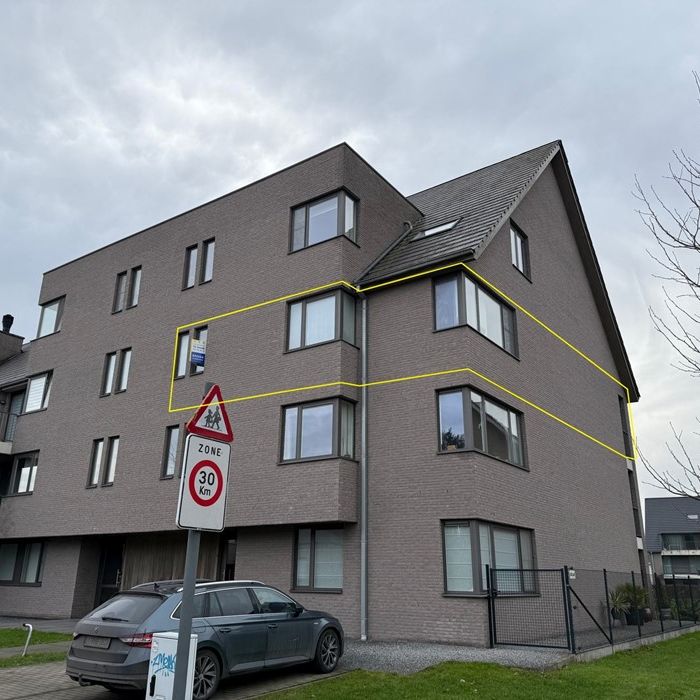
[293, 604, 303, 616]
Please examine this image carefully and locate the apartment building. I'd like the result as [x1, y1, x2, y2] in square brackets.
[645, 497, 700, 582]
[0, 141, 644, 645]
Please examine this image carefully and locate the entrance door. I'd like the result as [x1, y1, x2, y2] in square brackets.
[95, 541, 124, 606]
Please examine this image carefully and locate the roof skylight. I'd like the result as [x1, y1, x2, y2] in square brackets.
[414, 219, 459, 240]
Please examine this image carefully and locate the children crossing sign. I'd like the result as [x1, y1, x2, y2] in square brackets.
[176, 434, 230, 531]
[185, 384, 234, 442]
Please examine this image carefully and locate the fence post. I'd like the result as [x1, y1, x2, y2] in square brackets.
[631, 571, 642, 638]
[672, 574, 682, 628]
[654, 574, 664, 634]
[486, 565, 496, 648]
[603, 569, 614, 645]
[563, 566, 576, 653]
[688, 577, 697, 625]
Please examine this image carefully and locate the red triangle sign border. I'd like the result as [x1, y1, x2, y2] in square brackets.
[185, 384, 234, 443]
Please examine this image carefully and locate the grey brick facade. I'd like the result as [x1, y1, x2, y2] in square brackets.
[0, 142, 644, 644]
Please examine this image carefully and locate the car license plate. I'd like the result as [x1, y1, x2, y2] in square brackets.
[84, 636, 111, 649]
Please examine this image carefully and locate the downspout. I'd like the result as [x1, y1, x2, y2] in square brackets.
[360, 294, 369, 641]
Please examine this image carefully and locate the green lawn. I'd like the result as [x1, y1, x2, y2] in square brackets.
[0, 652, 67, 668]
[0, 628, 72, 648]
[272, 632, 700, 699]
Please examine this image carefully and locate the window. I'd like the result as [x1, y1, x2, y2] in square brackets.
[162, 425, 181, 478]
[413, 219, 459, 240]
[3, 391, 25, 441]
[0, 542, 43, 585]
[201, 239, 215, 283]
[175, 327, 208, 378]
[287, 290, 356, 350]
[434, 273, 517, 355]
[294, 528, 343, 591]
[442, 521, 535, 594]
[662, 533, 700, 550]
[438, 388, 524, 467]
[87, 436, 120, 487]
[281, 399, 354, 462]
[183, 239, 215, 288]
[213, 588, 257, 616]
[113, 267, 142, 312]
[510, 224, 530, 277]
[24, 372, 52, 413]
[291, 191, 356, 252]
[101, 349, 131, 395]
[252, 587, 299, 612]
[3, 453, 39, 495]
[618, 396, 632, 456]
[37, 297, 64, 338]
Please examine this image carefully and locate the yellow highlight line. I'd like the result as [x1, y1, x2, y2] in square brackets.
[168, 261, 638, 461]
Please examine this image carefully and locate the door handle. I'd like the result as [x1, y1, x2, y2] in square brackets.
[267, 624, 278, 630]
[218, 627, 232, 634]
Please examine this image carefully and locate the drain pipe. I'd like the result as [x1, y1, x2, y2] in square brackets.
[360, 294, 369, 641]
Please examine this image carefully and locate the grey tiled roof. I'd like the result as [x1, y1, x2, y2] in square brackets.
[645, 497, 700, 552]
[0, 346, 30, 389]
[359, 141, 560, 285]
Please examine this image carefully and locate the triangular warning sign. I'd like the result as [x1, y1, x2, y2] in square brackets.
[186, 384, 234, 443]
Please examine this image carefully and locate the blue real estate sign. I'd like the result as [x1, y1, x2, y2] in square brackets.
[190, 339, 206, 367]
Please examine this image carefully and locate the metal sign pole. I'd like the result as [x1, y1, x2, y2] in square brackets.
[173, 528, 201, 700]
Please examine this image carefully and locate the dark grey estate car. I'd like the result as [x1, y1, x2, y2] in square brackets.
[66, 580, 343, 699]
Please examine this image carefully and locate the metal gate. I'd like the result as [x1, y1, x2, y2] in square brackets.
[486, 566, 573, 650]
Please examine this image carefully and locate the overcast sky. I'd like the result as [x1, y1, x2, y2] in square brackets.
[2, 1, 699, 505]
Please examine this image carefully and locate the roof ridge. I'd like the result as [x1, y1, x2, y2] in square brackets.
[408, 140, 561, 200]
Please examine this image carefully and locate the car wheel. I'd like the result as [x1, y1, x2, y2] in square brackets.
[314, 628, 340, 673]
[192, 649, 220, 700]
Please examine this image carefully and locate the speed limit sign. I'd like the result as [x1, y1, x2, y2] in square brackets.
[177, 434, 230, 531]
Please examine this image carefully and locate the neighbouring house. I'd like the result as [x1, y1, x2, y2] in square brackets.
[0, 141, 644, 645]
[645, 496, 700, 583]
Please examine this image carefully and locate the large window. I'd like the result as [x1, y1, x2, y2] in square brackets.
[434, 273, 517, 355]
[281, 399, 355, 462]
[510, 224, 530, 277]
[175, 326, 208, 378]
[24, 372, 52, 413]
[183, 238, 215, 289]
[294, 528, 343, 591]
[37, 297, 64, 338]
[438, 387, 524, 467]
[662, 533, 700, 551]
[87, 436, 120, 487]
[161, 425, 181, 478]
[0, 542, 44, 585]
[291, 191, 356, 252]
[101, 348, 132, 395]
[113, 267, 142, 313]
[287, 290, 356, 350]
[443, 521, 535, 594]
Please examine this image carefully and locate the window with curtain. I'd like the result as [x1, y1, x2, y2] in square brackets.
[434, 272, 517, 355]
[294, 527, 343, 590]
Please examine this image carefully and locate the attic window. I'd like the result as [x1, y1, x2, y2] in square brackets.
[414, 220, 459, 240]
[688, 514, 699, 521]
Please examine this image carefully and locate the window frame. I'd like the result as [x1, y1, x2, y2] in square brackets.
[161, 424, 182, 479]
[292, 526, 344, 593]
[200, 238, 215, 284]
[127, 266, 142, 308]
[113, 267, 142, 313]
[23, 371, 52, 414]
[0, 541, 44, 587]
[279, 397, 355, 464]
[286, 289, 357, 352]
[289, 189, 358, 253]
[441, 519, 536, 596]
[102, 436, 120, 486]
[87, 437, 120, 489]
[510, 222, 531, 279]
[174, 326, 208, 379]
[190, 327, 207, 376]
[436, 386, 527, 469]
[4, 452, 39, 496]
[37, 297, 65, 338]
[183, 245, 199, 289]
[433, 272, 518, 357]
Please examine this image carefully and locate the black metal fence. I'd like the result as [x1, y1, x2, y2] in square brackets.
[488, 566, 700, 653]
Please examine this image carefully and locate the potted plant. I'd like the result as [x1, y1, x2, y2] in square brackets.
[615, 583, 649, 626]
[608, 588, 630, 627]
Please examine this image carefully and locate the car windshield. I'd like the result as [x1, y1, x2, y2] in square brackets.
[88, 594, 164, 623]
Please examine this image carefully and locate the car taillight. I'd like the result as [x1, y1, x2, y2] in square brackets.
[119, 633, 153, 648]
